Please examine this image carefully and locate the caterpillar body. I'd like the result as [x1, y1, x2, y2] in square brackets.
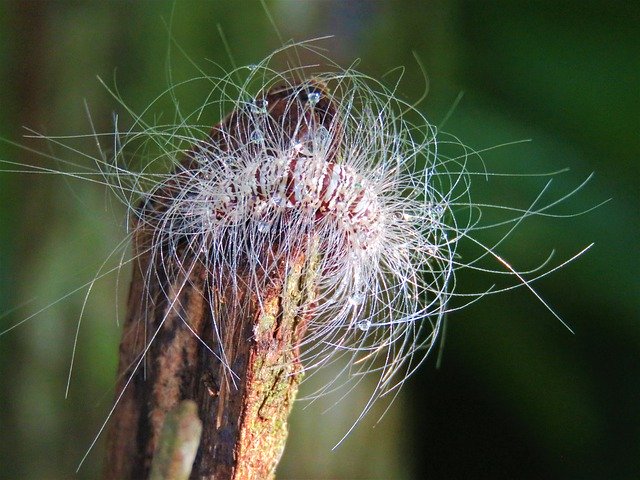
[132, 72, 453, 398]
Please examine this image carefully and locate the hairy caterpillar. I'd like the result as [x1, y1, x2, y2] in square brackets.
[134, 71, 453, 373]
[1, 37, 599, 478]
[99, 50, 464, 477]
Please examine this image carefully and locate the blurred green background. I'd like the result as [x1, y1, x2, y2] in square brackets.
[0, 1, 638, 479]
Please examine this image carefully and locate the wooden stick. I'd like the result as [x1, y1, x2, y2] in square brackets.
[104, 82, 333, 480]
[103, 241, 317, 479]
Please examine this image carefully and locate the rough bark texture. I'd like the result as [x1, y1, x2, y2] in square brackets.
[105, 242, 320, 480]
[104, 241, 318, 479]
[104, 81, 334, 479]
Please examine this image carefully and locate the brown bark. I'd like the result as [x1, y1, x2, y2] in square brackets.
[104, 81, 334, 479]
[103, 236, 318, 479]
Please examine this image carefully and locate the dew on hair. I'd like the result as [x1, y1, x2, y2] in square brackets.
[356, 319, 372, 331]
[250, 129, 264, 143]
[307, 91, 321, 106]
[315, 126, 330, 143]
[425, 202, 445, 222]
[250, 98, 269, 115]
[270, 195, 286, 208]
[349, 291, 366, 306]
[256, 220, 271, 233]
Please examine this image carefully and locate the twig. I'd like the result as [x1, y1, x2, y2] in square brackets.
[103, 82, 329, 480]
[103, 241, 317, 479]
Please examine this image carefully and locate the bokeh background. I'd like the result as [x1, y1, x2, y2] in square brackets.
[0, 1, 638, 479]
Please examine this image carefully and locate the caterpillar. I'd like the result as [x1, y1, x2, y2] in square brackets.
[126, 60, 456, 402]
[89, 53, 466, 476]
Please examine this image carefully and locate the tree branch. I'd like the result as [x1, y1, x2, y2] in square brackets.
[103, 81, 332, 479]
